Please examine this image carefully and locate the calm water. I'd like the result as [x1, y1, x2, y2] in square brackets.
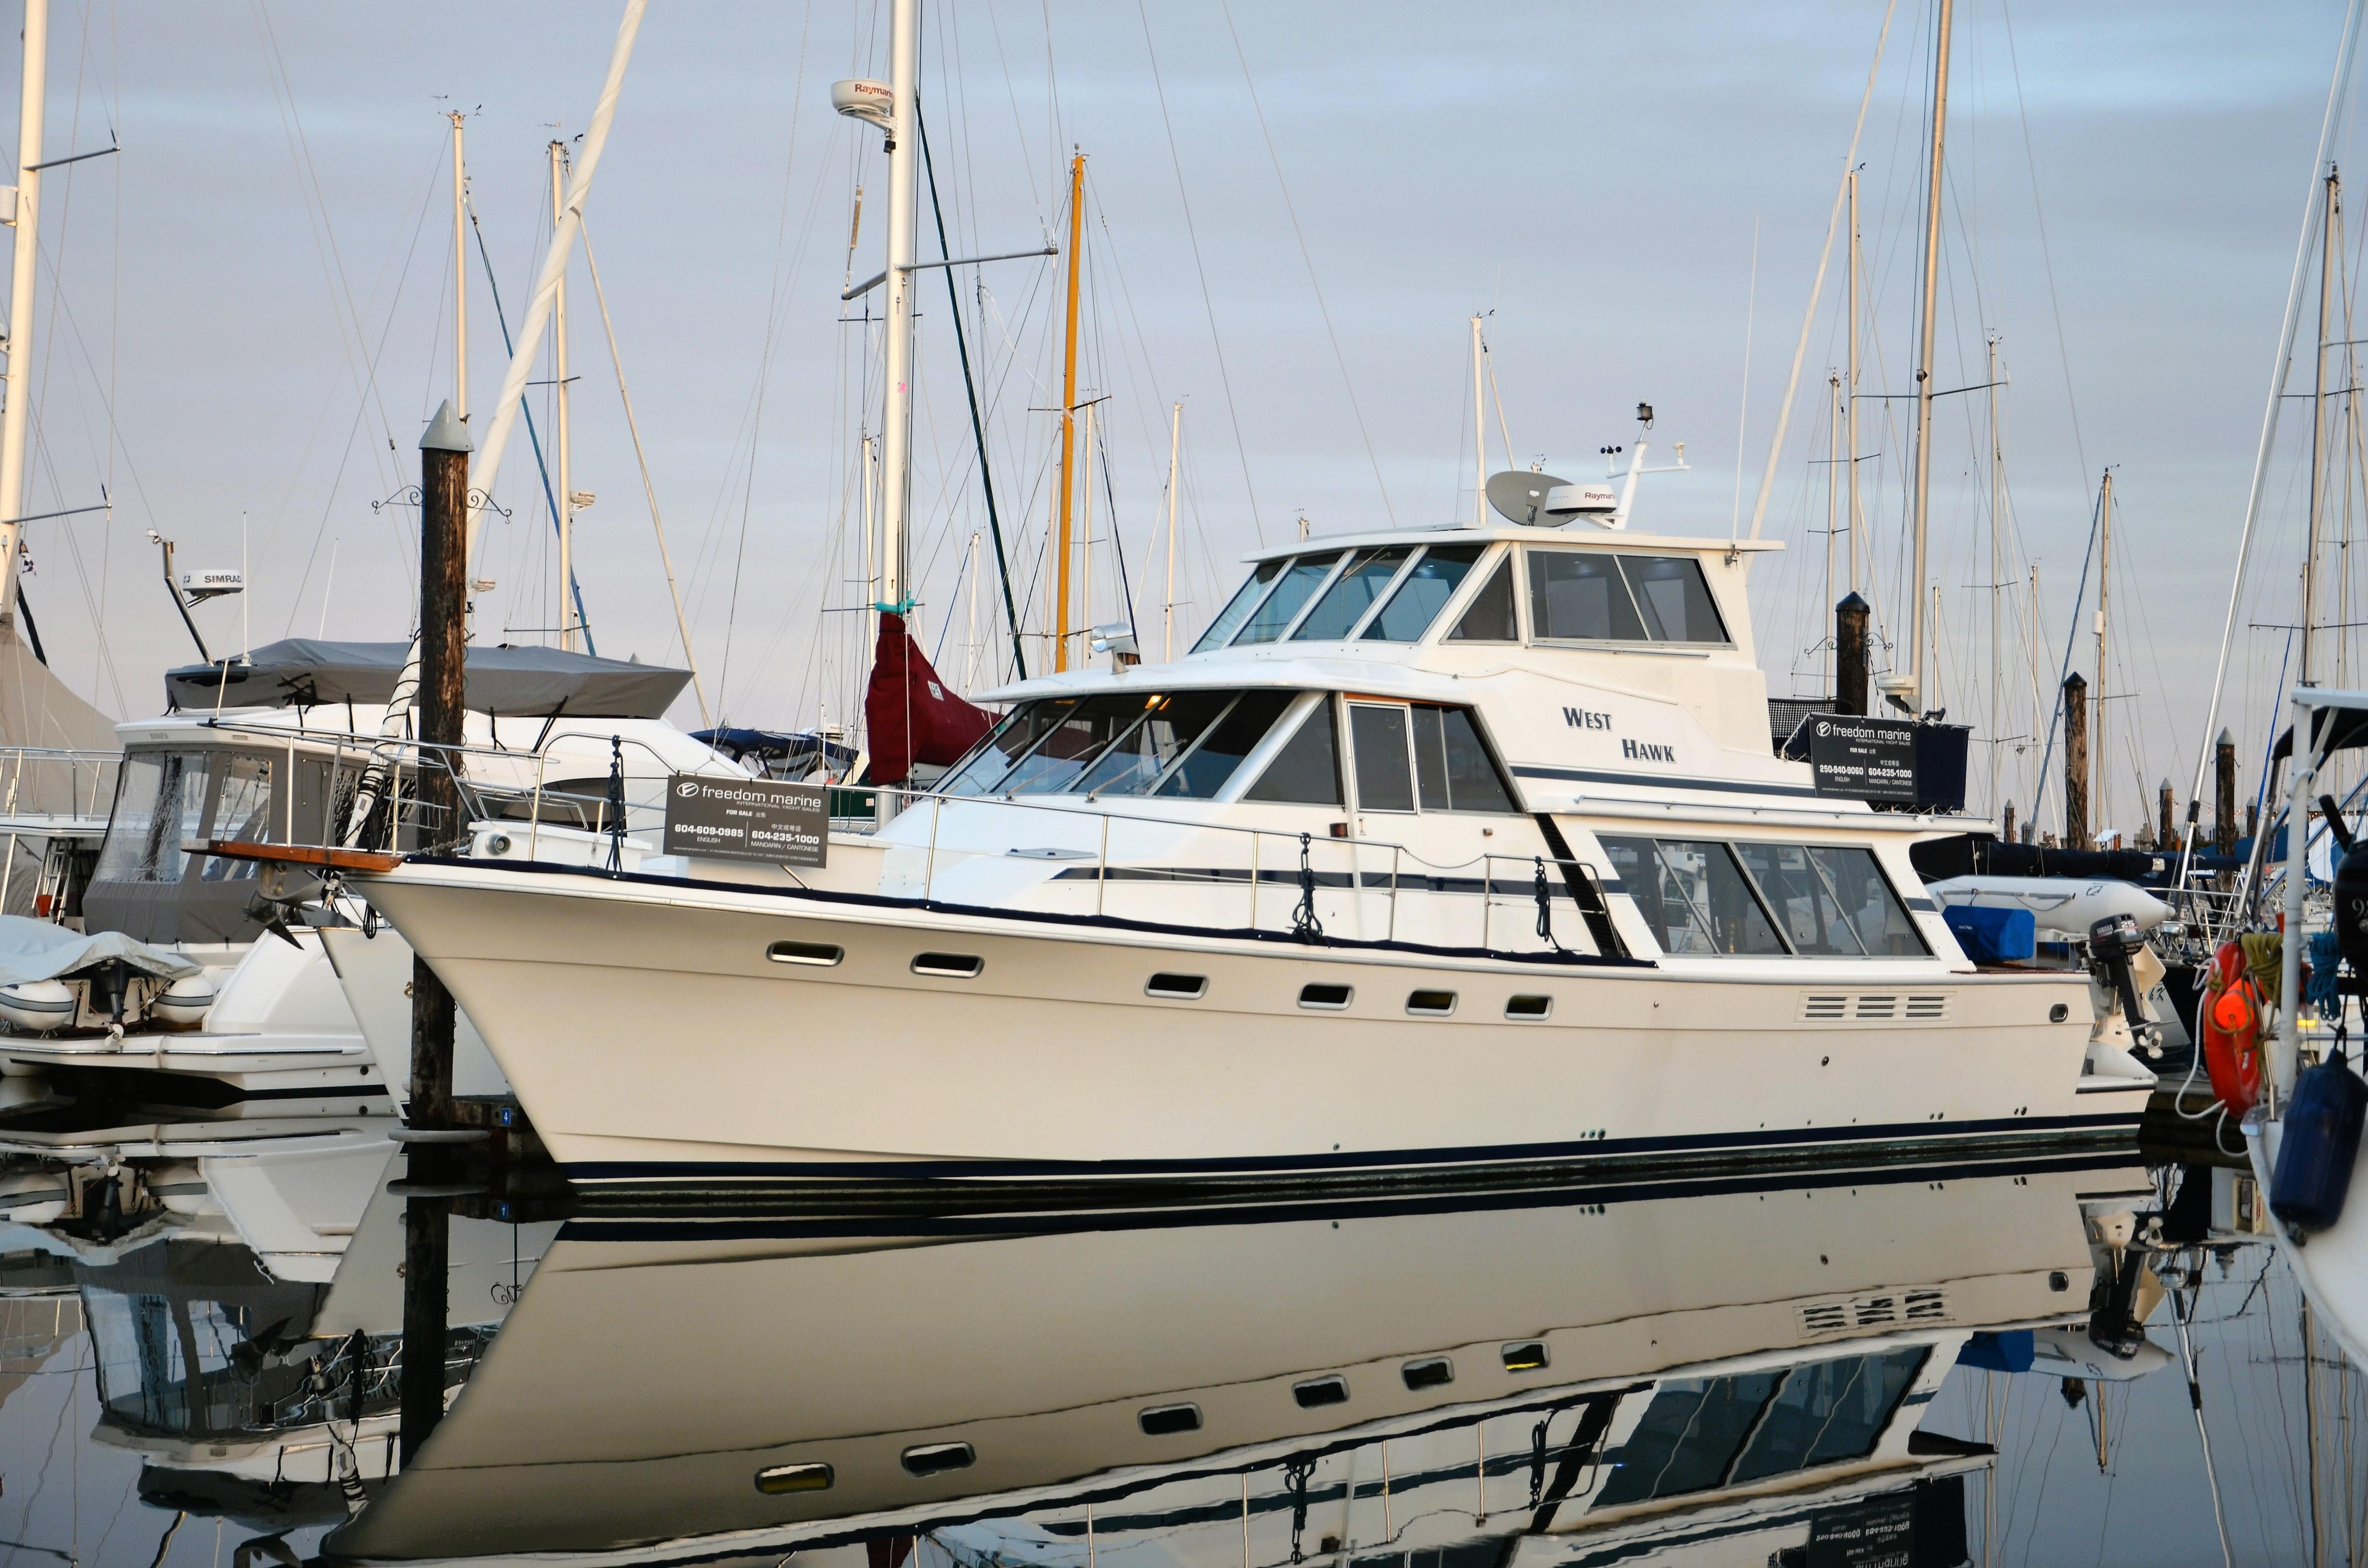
[0, 1132, 2353, 1568]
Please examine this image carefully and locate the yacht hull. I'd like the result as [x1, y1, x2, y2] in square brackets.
[360, 859, 2146, 1191]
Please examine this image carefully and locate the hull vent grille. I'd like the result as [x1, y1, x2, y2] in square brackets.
[1800, 1288, 1951, 1340]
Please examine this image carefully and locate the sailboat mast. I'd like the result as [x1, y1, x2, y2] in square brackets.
[450, 110, 468, 423]
[1471, 315, 1486, 528]
[1164, 399, 1182, 662]
[1079, 400, 1097, 645]
[1052, 150, 1085, 672]
[1846, 165, 1862, 594]
[877, 0, 919, 617]
[2308, 166, 2339, 687]
[1825, 370, 1839, 695]
[0, 0, 47, 630]
[549, 142, 577, 652]
[1987, 335, 2003, 815]
[2095, 469, 2113, 836]
[1908, 0, 1954, 710]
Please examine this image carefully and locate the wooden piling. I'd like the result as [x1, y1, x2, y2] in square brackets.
[1835, 592, 1870, 717]
[2063, 672, 2090, 851]
[411, 401, 470, 1128]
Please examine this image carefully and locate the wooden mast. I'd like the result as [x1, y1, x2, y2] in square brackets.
[1053, 151, 1085, 672]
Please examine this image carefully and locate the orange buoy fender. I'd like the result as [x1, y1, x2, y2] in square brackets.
[2202, 939, 2264, 1113]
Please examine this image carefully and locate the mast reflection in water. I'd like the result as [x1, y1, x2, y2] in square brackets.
[0, 1153, 2352, 1566]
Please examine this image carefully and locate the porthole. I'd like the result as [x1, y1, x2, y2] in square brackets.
[1406, 989, 1457, 1017]
[1502, 1341, 1549, 1372]
[1299, 983, 1353, 1011]
[1505, 994, 1553, 1020]
[900, 1442, 976, 1476]
[2048, 1003, 2070, 1023]
[1293, 1375, 1349, 1408]
[1147, 973, 1209, 1000]
[754, 1462, 834, 1494]
[912, 953, 985, 979]
[768, 940, 844, 967]
[1138, 1403, 1203, 1435]
[1401, 1357, 1454, 1390]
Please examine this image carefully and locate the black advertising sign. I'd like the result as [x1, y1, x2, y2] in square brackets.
[663, 775, 828, 867]
[1803, 714, 1919, 802]
[1806, 1493, 1916, 1568]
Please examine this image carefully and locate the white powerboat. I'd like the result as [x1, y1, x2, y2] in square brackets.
[321, 1156, 2154, 1566]
[349, 509, 2151, 1190]
[0, 639, 731, 1106]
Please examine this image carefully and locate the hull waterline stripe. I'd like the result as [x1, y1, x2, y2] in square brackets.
[558, 1108, 2144, 1184]
[560, 1148, 2156, 1241]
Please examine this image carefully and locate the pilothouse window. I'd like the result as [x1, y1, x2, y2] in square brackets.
[1362, 546, 1483, 642]
[1526, 551, 1730, 646]
[1235, 553, 1344, 644]
[1291, 548, 1411, 641]
[1192, 560, 1285, 653]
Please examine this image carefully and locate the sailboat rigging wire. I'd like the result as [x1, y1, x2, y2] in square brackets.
[1135, 0, 1262, 544]
[467, 200, 591, 654]
[1215, 0, 1393, 527]
[918, 95, 1027, 683]
[465, 0, 647, 573]
[2177, 0, 2368, 894]
[1744, 0, 1898, 547]
[578, 218, 710, 725]
[2028, 479, 2106, 814]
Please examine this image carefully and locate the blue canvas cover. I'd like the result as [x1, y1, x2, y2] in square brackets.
[1942, 903, 2036, 964]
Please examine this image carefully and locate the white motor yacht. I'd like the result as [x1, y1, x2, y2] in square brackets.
[347, 507, 2155, 1191]
[0, 638, 731, 1105]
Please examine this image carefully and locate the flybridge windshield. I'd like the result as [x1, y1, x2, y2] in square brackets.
[940, 691, 1294, 800]
[1190, 545, 1488, 653]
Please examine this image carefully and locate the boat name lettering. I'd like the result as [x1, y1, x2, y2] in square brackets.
[1563, 707, 1614, 731]
[1620, 738, 1677, 763]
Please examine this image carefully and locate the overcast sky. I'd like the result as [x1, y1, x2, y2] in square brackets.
[6, 0, 2358, 829]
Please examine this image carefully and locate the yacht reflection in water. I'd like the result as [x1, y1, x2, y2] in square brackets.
[321, 1157, 2155, 1568]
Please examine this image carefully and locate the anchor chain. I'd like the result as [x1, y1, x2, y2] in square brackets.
[1292, 833, 1325, 944]
[1534, 857, 1567, 953]
[1284, 1457, 1316, 1563]
[604, 735, 628, 875]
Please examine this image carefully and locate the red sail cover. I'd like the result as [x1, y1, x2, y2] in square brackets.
[864, 612, 993, 785]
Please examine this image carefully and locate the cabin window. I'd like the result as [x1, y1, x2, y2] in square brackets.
[1727, 1348, 1927, 1482]
[1139, 1403, 1203, 1435]
[1526, 551, 1730, 646]
[1147, 972, 1208, 999]
[1235, 553, 1345, 644]
[1592, 1349, 1926, 1507]
[1073, 691, 1235, 796]
[1292, 547, 1412, 640]
[1298, 982, 1354, 1009]
[999, 696, 1147, 795]
[94, 751, 212, 885]
[1193, 559, 1286, 653]
[1406, 989, 1456, 1016]
[1447, 556, 1518, 642]
[1244, 699, 1343, 805]
[1623, 555, 1730, 644]
[1600, 836, 1786, 956]
[754, 1463, 834, 1494]
[198, 755, 276, 882]
[1799, 845, 1927, 956]
[1156, 691, 1294, 798]
[1361, 545, 1484, 642]
[911, 953, 985, 978]
[1529, 551, 1646, 641]
[1598, 836, 1928, 958]
[900, 1442, 976, 1475]
[1411, 707, 1518, 813]
[940, 700, 1077, 796]
[1349, 704, 1416, 812]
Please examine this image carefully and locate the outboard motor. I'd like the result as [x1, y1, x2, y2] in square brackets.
[2088, 913, 2152, 1047]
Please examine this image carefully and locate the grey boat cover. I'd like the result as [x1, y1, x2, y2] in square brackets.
[0, 915, 199, 985]
[163, 640, 692, 719]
